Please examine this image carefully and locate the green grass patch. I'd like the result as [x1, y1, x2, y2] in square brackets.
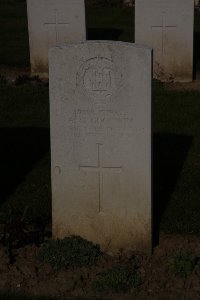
[0, 78, 49, 128]
[37, 236, 100, 269]
[0, 79, 50, 223]
[153, 84, 200, 234]
[93, 266, 141, 293]
[167, 250, 198, 277]
[195, 10, 200, 33]
[0, 0, 30, 68]
[86, 6, 134, 42]
[0, 152, 51, 224]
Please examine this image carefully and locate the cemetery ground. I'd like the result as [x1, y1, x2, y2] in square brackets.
[0, 1, 200, 299]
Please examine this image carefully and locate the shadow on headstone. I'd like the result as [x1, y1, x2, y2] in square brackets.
[0, 127, 50, 205]
[193, 32, 200, 79]
[87, 28, 123, 40]
[153, 133, 193, 246]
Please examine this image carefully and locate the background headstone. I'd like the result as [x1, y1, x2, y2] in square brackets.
[27, 0, 86, 76]
[49, 41, 152, 254]
[135, 0, 194, 82]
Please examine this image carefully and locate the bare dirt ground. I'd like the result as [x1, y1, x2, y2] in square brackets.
[1, 232, 200, 299]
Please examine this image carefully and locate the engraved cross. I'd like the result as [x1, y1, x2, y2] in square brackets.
[79, 143, 122, 213]
[44, 9, 69, 43]
[151, 11, 177, 54]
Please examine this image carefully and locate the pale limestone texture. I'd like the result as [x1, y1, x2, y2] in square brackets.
[135, 0, 194, 82]
[49, 41, 152, 254]
[27, 0, 86, 76]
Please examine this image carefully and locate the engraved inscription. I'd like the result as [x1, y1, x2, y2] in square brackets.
[79, 144, 122, 212]
[76, 57, 123, 104]
[44, 9, 69, 43]
[151, 11, 177, 54]
[84, 68, 112, 93]
[68, 109, 134, 138]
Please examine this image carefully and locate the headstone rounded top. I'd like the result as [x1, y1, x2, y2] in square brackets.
[49, 40, 152, 52]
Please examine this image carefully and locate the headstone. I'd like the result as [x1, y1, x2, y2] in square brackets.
[27, 0, 86, 76]
[49, 41, 152, 254]
[135, 0, 194, 82]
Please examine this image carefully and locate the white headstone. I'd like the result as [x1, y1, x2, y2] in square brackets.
[135, 0, 194, 82]
[27, 0, 86, 76]
[49, 41, 152, 254]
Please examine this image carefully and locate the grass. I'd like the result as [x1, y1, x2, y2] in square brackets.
[167, 250, 197, 277]
[0, 2, 200, 234]
[0, 2, 200, 300]
[93, 266, 141, 292]
[1, 80, 200, 235]
[86, 5, 134, 42]
[0, 80, 49, 128]
[37, 235, 100, 269]
[153, 84, 200, 234]
[0, 0, 30, 68]
[195, 9, 200, 32]
[0, 78, 50, 223]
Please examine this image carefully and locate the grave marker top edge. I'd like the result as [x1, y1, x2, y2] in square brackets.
[48, 40, 153, 53]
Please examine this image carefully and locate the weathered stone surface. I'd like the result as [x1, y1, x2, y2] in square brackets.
[27, 0, 86, 76]
[49, 41, 152, 254]
[135, 0, 194, 82]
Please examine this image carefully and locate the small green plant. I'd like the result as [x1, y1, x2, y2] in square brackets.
[167, 250, 198, 277]
[93, 266, 141, 293]
[37, 235, 100, 269]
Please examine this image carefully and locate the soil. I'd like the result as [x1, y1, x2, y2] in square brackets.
[0, 223, 200, 300]
[0, 68, 200, 299]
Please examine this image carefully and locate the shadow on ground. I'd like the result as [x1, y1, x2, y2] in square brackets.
[87, 27, 123, 40]
[193, 32, 200, 79]
[0, 127, 50, 205]
[153, 133, 193, 245]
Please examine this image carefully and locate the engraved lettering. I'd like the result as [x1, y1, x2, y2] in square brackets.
[84, 68, 112, 92]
